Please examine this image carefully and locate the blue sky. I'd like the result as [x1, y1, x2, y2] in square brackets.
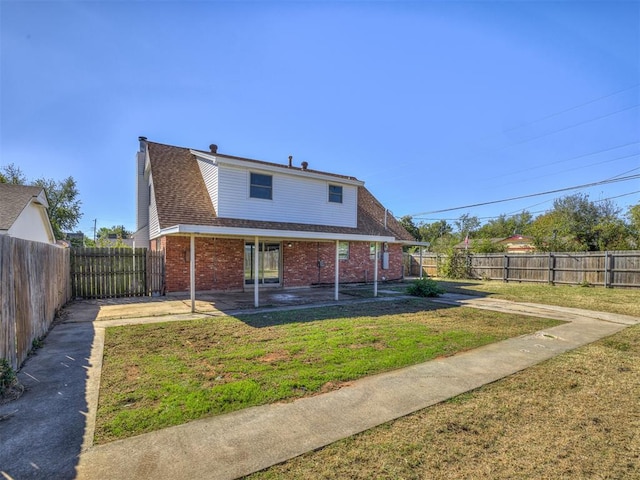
[1, 1, 639, 236]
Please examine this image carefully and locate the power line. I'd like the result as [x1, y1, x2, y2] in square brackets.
[489, 103, 640, 152]
[606, 166, 640, 180]
[412, 191, 640, 223]
[489, 152, 640, 188]
[594, 190, 640, 203]
[408, 174, 640, 216]
[486, 140, 640, 181]
[373, 89, 640, 187]
[474, 83, 640, 144]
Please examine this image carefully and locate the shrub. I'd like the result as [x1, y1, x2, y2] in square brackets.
[407, 278, 445, 297]
[0, 358, 16, 395]
[441, 249, 471, 279]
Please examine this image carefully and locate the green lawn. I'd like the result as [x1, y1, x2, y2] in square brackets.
[95, 297, 561, 444]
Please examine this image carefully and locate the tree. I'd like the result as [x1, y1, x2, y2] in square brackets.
[418, 220, 455, 252]
[454, 213, 480, 240]
[528, 211, 574, 252]
[398, 215, 420, 241]
[34, 177, 82, 240]
[628, 203, 640, 230]
[477, 212, 533, 239]
[0, 163, 28, 185]
[594, 218, 631, 251]
[626, 203, 640, 248]
[96, 225, 132, 247]
[0, 164, 82, 240]
[97, 225, 131, 240]
[471, 237, 506, 254]
[528, 194, 630, 252]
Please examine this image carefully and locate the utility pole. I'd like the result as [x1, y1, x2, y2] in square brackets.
[93, 219, 97, 242]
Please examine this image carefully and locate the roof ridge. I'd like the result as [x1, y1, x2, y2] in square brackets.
[146, 139, 359, 182]
[145, 140, 191, 151]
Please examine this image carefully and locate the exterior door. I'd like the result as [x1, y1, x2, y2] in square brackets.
[244, 242, 281, 285]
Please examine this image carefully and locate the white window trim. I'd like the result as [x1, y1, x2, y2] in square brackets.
[249, 172, 273, 200]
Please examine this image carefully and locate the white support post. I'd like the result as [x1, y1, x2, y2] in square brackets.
[254, 236, 259, 308]
[419, 247, 423, 279]
[190, 234, 195, 313]
[334, 240, 340, 301]
[373, 242, 379, 297]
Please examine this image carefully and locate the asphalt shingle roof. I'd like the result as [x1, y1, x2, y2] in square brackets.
[0, 184, 45, 230]
[146, 141, 414, 242]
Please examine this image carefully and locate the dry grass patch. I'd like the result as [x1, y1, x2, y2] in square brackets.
[95, 298, 560, 444]
[437, 279, 640, 317]
[249, 324, 640, 479]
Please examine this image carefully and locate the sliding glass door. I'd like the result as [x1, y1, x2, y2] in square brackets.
[244, 242, 281, 285]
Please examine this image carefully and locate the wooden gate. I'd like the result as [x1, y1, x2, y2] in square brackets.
[70, 248, 165, 299]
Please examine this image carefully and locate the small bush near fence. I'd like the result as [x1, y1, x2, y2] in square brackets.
[0, 358, 23, 403]
[0, 359, 16, 393]
[407, 278, 445, 297]
[441, 250, 471, 279]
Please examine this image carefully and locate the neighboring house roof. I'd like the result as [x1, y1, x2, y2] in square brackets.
[497, 234, 534, 244]
[146, 141, 414, 242]
[454, 235, 536, 252]
[0, 184, 44, 230]
[0, 183, 55, 243]
[497, 235, 536, 253]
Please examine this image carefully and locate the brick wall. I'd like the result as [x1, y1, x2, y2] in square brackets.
[158, 236, 404, 292]
[160, 236, 244, 292]
[282, 241, 404, 287]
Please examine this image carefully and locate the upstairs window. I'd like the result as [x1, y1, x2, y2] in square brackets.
[328, 184, 343, 203]
[250, 173, 272, 200]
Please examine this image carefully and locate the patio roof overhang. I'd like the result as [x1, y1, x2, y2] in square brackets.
[156, 224, 397, 244]
[398, 240, 431, 247]
[156, 224, 398, 312]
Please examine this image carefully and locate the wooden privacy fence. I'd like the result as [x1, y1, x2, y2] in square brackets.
[404, 252, 446, 278]
[70, 248, 165, 299]
[406, 250, 640, 288]
[0, 236, 71, 370]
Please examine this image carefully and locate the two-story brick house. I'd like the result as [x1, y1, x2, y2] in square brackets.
[134, 138, 414, 305]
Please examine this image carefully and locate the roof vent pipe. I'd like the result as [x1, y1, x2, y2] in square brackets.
[210, 144, 218, 154]
[301, 161, 308, 170]
[288, 155, 293, 168]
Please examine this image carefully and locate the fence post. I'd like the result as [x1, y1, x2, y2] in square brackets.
[503, 255, 508, 283]
[548, 252, 554, 285]
[604, 251, 609, 288]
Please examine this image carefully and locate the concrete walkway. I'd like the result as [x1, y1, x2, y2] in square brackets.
[1, 295, 638, 480]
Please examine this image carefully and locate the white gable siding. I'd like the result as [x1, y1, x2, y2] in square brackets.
[196, 156, 219, 213]
[9, 203, 54, 244]
[149, 173, 160, 239]
[216, 165, 357, 227]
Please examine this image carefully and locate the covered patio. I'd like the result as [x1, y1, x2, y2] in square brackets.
[81, 283, 410, 323]
[165, 227, 417, 312]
